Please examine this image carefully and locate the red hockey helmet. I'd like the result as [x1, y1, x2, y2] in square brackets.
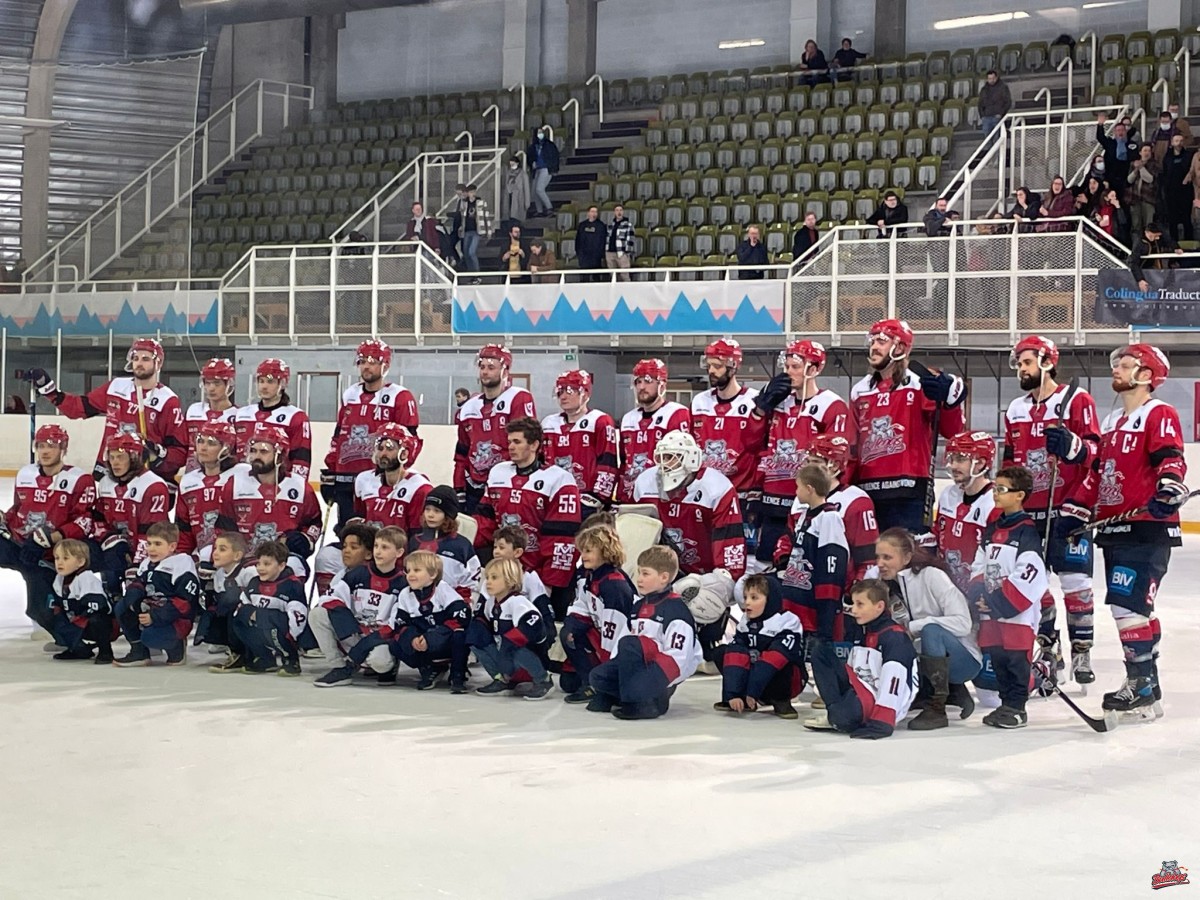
[107, 431, 148, 463]
[778, 338, 827, 373]
[868, 318, 914, 348]
[247, 423, 290, 458]
[256, 358, 291, 390]
[944, 430, 997, 475]
[632, 358, 669, 384]
[555, 369, 593, 396]
[701, 338, 743, 370]
[1009, 335, 1059, 371]
[34, 423, 69, 451]
[477, 343, 513, 370]
[356, 339, 393, 368]
[1111, 343, 1170, 389]
[126, 337, 164, 371]
[805, 434, 852, 472]
[374, 421, 418, 464]
[196, 420, 238, 452]
[201, 357, 236, 382]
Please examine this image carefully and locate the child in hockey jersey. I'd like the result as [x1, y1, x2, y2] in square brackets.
[230, 540, 309, 676]
[714, 575, 805, 719]
[589, 547, 702, 720]
[409, 486, 479, 601]
[560, 526, 635, 704]
[488, 525, 554, 632]
[472, 558, 555, 699]
[197, 531, 251, 658]
[804, 579, 917, 738]
[384, 550, 471, 692]
[968, 466, 1048, 730]
[47, 540, 114, 663]
[113, 522, 201, 667]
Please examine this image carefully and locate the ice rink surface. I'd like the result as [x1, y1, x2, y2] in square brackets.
[0, 478, 1197, 900]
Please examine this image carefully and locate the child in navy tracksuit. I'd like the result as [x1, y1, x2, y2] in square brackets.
[47, 539, 114, 663]
[472, 557, 555, 700]
[714, 574, 805, 719]
[230, 540, 309, 676]
[113, 521, 201, 667]
[409, 486, 480, 602]
[385, 549, 471, 691]
[196, 531, 251, 656]
[560, 525, 635, 703]
[589, 546, 703, 720]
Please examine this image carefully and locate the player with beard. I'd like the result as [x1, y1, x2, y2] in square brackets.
[1002, 335, 1100, 686]
[617, 358, 691, 503]
[541, 370, 618, 510]
[454, 344, 537, 514]
[184, 358, 237, 472]
[321, 339, 420, 530]
[23, 338, 187, 482]
[1094, 344, 1186, 716]
[849, 319, 966, 534]
[176, 421, 241, 558]
[934, 432, 999, 594]
[353, 423, 432, 534]
[233, 358, 313, 482]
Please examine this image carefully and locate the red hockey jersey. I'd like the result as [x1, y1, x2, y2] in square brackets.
[323, 382, 421, 475]
[1003, 383, 1099, 514]
[849, 370, 965, 499]
[183, 402, 237, 472]
[454, 387, 537, 490]
[6, 464, 96, 543]
[759, 389, 851, 512]
[353, 468, 432, 533]
[1094, 399, 1187, 546]
[216, 467, 323, 556]
[540, 409, 619, 503]
[233, 402, 313, 482]
[176, 464, 241, 555]
[934, 482, 998, 594]
[690, 387, 768, 493]
[632, 466, 746, 579]
[92, 470, 172, 564]
[51, 378, 187, 480]
[617, 401, 691, 503]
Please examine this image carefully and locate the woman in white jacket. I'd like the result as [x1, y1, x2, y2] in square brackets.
[875, 528, 982, 730]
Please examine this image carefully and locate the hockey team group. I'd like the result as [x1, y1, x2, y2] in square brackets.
[0, 322, 1186, 732]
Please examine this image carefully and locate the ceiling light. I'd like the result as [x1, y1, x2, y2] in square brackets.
[934, 11, 1029, 30]
[718, 39, 766, 49]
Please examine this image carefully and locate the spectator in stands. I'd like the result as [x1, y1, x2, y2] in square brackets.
[528, 239, 557, 284]
[831, 38, 866, 81]
[1037, 176, 1075, 231]
[499, 224, 530, 283]
[1006, 186, 1040, 231]
[1185, 145, 1200, 235]
[453, 183, 491, 274]
[1072, 187, 1094, 221]
[447, 183, 467, 266]
[736, 226, 769, 279]
[1126, 146, 1161, 238]
[922, 197, 957, 237]
[1093, 187, 1129, 251]
[870, 191, 909, 238]
[5, 394, 26, 415]
[1120, 115, 1140, 143]
[792, 211, 822, 262]
[1151, 110, 1184, 164]
[1096, 114, 1139, 194]
[799, 40, 828, 85]
[1168, 102, 1193, 146]
[605, 205, 635, 281]
[1128, 221, 1182, 292]
[1159, 133, 1193, 242]
[977, 71, 1012, 146]
[502, 156, 531, 227]
[576, 205, 608, 281]
[528, 127, 560, 218]
[454, 388, 470, 411]
[404, 201, 442, 251]
[1086, 154, 1108, 184]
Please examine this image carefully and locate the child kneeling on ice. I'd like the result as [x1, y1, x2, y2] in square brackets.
[47, 540, 115, 663]
[588, 546, 702, 720]
[471, 557, 555, 700]
[386, 550, 471, 692]
[714, 574, 805, 719]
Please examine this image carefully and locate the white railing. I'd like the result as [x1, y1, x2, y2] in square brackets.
[23, 80, 313, 290]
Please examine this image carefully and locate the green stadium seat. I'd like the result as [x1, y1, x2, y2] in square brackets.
[841, 160, 866, 192]
[951, 49, 974, 75]
[817, 164, 839, 193]
[787, 86, 811, 112]
[1024, 41, 1048, 72]
[769, 164, 792, 194]
[780, 193, 803, 224]
[808, 135, 831, 165]
[688, 199, 712, 228]
[804, 191, 829, 222]
[664, 198, 686, 227]
[732, 194, 754, 226]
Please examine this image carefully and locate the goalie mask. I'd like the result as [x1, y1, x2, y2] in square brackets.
[654, 430, 702, 495]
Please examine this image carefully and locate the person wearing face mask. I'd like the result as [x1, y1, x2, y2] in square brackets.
[1152, 110, 1183, 164]
[527, 126, 560, 217]
[1127, 145, 1161, 238]
[1160, 133, 1194, 242]
[502, 156, 531, 227]
[1167, 102, 1193, 145]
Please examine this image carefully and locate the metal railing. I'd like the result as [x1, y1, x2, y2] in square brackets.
[23, 80, 313, 290]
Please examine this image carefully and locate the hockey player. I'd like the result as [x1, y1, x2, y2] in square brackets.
[410, 486, 479, 601]
[91, 432, 172, 597]
[691, 338, 767, 500]
[176, 421, 241, 557]
[24, 337, 187, 481]
[454, 344, 537, 513]
[1094, 343, 1187, 715]
[801, 434, 879, 587]
[184, 358, 237, 472]
[632, 430, 745, 662]
[541, 369, 618, 510]
[113, 521, 201, 667]
[321, 339, 420, 528]
[617, 358, 691, 503]
[47, 540, 113, 663]
[229, 540, 309, 675]
[849, 319, 967, 532]
[935, 431, 999, 594]
[1003, 335, 1101, 685]
[472, 416, 582, 614]
[714, 574, 805, 719]
[0, 424, 96, 631]
[353, 423, 432, 533]
[215, 424, 323, 564]
[233, 358, 313, 482]
[473, 558, 556, 699]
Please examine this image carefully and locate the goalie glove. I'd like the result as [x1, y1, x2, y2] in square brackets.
[30, 525, 55, 549]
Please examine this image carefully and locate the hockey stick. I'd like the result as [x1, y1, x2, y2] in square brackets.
[26, 372, 36, 464]
[1067, 489, 1200, 539]
[1048, 681, 1119, 732]
[906, 360, 940, 530]
[1040, 375, 1080, 560]
[135, 383, 148, 437]
[306, 496, 336, 605]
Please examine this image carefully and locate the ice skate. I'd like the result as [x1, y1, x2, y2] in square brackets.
[1102, 676, 1157, 717]
[1069, 641, 1094, 689]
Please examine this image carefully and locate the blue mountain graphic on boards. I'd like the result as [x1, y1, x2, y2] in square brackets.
[0, 298, 219, 337]
[452, 291, 782, 334]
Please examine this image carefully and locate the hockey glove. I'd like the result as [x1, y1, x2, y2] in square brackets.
[772, 534, 793, 568]
[319, 469, 336, 505]
[753, 373, 793, 416]
[29, 525, 55, 549]
[21, 368, 56, 395]
[144, 441, 163, 464]
[455, 491, 468, 507]
[284, 530, 315, 559]
[1043, 425, 1085, 464]
[101, 533, 130, 553]
[581, 492, 602, 511]
[918, 369, 960, 405]
[1148, 478, 1190, 519]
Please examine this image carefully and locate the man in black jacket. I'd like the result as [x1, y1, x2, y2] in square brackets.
[575, 205, 608, 281]
[792, 212, 822, 262]
[1159, 133, 1194, 242]
[1095, 113, 1140, 197]
[870, 191, 909, 238]
[498, 224, 530, 284]
[736, 225, 769, 279]
[528, 128, 561, 218]
[1128, 222, 1183, 292]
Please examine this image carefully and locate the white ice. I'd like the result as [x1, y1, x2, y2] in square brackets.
[0, 474, 1196, 900]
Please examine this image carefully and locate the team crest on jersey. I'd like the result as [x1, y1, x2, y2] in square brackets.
[858, 416, 906, 464]
[764, 438, 803, 476]
[499, 514, 530, 548]
[702, 439, 730, 471]
[471, 440, 502, 471]
[628, 451, 650, 478]
[253, 522, 278, 548]
[347, 424, 371, 451]
[1024, 448, 1063, 493]
[984, 562, 1003, 594]
[23, 511, 46, 535]
[1097, 458, 1125, 507]
[664, 527, 699, 567]
[201, 510, 219, 543]
[782, 546, 814, 589]
[554, 456, 585, 488]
